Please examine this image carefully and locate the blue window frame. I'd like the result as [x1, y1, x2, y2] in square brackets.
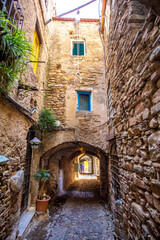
[77, 92, 91, 111]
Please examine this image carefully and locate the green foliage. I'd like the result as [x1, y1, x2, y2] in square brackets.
[34, 169, 51, 182]
[34, 169, 51, 199]
[0, 11, 32, 93]
[38, 109, 57, 133]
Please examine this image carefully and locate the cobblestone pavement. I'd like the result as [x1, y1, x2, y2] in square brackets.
[25, 180, 115, 240]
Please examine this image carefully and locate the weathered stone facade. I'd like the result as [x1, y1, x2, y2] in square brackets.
[1, 0, 160, 239]
[0, 94, 32, 240]
[105, 0, 160, 239]
[39, 19, 109, 201]
[0, 0, 53, 239]
[45, 19, 108, 150]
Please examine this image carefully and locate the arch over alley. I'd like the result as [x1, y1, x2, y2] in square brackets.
[40, 141, 109, 200]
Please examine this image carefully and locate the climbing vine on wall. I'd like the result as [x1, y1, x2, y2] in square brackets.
[0, 11, 32, 93]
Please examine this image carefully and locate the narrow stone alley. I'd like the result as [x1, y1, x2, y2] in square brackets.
[25, 180, 115, 240]
[1, 1, 160, 239]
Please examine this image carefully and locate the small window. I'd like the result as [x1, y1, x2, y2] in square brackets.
[71, 40, 85, 56]
[30, 30, 40, 73]
[77, 91, 91, 111]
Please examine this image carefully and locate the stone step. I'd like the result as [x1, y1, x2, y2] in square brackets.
[17, 211, 35, 239]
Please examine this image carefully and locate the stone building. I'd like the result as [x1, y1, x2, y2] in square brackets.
[40, 17, 109, 199]
[102, 0, 160, 239]
[0, 0, 160, 239]
[0, 1, 109, 239]
[0, 0, 54, 239]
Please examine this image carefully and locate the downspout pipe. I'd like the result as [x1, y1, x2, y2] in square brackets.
[101, 0, 107, 34]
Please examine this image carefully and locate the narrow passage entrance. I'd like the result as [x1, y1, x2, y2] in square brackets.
[25, 142, 114, 240]
[25, 180, 114, 240]
[41, 142, 109, 200]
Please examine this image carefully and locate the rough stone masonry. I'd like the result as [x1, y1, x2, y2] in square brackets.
[105, 0, 160, 239]
[0, 0, 160, 239]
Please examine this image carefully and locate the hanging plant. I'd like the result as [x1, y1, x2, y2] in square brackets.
[38, 108, 57, 133]
[0, 11, 32, 93]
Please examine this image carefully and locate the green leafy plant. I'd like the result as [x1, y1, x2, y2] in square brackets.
[34, 169, 51, 199]
[0, 11, 32, 93]
[38, 108, 57, 133]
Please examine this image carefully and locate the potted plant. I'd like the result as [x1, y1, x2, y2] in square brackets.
[34, 169, 51, 212]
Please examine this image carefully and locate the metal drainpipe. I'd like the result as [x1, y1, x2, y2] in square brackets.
[101, 0, 107, 34]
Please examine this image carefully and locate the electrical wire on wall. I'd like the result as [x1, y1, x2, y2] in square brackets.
[58, 0, 97, 17]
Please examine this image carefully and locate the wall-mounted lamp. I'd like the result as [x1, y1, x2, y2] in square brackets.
[30, 137, 41, 149]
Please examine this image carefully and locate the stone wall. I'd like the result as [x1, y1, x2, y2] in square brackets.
[63, 157, 75, 190]
[44, 19, 108, 152]
[0, 0, 53, 239]
[16, 0, 54, 120]
[46, 151, 75, 196]
[105, 0, 160, 239]
[0, 98, 31, 240]
[37, 18, 110, 202]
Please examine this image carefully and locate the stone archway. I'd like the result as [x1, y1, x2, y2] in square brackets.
[40, 141, 109, 201]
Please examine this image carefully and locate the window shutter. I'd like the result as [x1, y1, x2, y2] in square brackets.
[72, 42, 84, 56]
[30, 30, 40, 73]
[79, 43, 84, 55]
[73, 43, 77, 55]
[79, 94, 83, 110]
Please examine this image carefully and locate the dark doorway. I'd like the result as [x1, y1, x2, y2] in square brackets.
[21, 127, 36, 213]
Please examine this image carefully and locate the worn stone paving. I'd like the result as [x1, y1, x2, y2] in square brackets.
[25, 180, 115, 240]
[47, 197, 114, 240]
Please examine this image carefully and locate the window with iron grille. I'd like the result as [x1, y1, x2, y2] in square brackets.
[107, 81, 115, 119]
[0, 0, 24, 30]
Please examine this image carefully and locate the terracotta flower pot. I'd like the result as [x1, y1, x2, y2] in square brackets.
[36, 196, 51, 212]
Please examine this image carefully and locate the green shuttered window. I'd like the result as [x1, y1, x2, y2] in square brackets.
[72, 40, 85, 56]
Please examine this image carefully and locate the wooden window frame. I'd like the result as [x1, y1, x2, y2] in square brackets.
[77, 91, 91, 111]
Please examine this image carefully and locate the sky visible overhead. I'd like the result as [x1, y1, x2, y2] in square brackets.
[55, 0, 100, 19]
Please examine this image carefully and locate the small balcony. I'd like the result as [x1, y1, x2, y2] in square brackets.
[0, 0, 24, 30]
